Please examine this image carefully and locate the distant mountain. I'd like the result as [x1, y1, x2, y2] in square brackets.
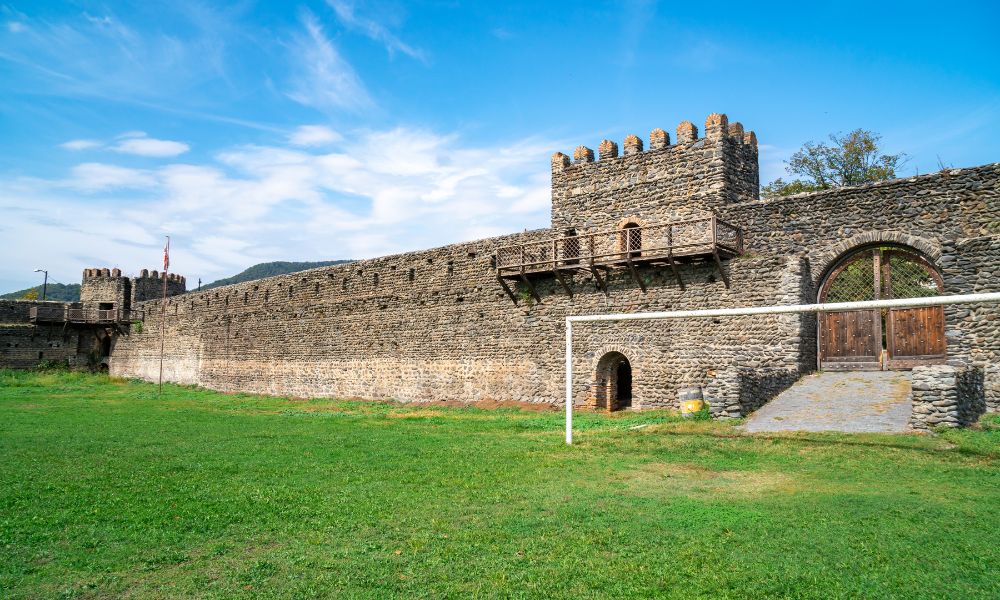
[201, 260, 354, 290]
[0, 283, 81, 302]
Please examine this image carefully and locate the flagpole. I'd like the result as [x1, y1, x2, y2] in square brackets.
[158, 236, 169, 397]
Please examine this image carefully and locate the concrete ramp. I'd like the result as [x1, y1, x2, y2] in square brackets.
[743, 371, 912, 434]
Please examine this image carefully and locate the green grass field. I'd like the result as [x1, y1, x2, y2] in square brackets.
[1, 370, 998, 599]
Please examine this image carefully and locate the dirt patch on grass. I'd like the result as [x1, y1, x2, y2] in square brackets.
[616, 462, 796, 500]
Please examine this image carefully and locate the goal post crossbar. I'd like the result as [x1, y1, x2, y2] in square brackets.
[564, 291, 1000, 445]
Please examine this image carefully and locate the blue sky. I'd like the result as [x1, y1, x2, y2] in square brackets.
[1, 0, 998, 292]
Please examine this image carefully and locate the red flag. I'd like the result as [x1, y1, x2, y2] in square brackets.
[163, 236, 170, 272]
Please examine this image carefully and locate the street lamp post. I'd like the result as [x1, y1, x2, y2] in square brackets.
[33, 269, 48, 301]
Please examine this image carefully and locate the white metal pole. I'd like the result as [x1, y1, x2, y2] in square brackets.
[565, 319, 573, 445]
[562, 292, 1000, 445]
[566, 292, 1000, 324]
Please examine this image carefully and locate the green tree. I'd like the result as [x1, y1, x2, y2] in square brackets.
[20, 288, 39, 301]
[762, 129, 905, 198]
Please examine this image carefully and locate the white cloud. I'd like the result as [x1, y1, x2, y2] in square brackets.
[60, 139, 102, 151]
[289, 125, 343, 146]
[286, 11, 372, 112]
[326, 0, 425, 61]
[112, 134, 190, 157]
[0, 124, 557, 292]
[7, 21, 25, 33]
[67, 163, 157, 191]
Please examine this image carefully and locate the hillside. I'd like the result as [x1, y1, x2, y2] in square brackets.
[202, 260, 354, 290]
[0, 283, 81, 302]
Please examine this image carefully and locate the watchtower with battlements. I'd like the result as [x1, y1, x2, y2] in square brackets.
[549, 113, 758, 233]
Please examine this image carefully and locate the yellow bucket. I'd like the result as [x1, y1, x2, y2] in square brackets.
[681, 399, 704, 415]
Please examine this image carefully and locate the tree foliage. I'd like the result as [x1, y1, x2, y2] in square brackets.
[762, 129, 905, 198]
[20, 288, 39, 301]
[1, 283, 80, 302]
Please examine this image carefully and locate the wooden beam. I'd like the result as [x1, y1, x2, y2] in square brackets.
[519, 269, 542, 303]
[625, 255, 646, 292]
[666, 252, 685, 290]
[497, 276, 518, 305]
[589, 258, 608, 295]
[712, 249, 731, 289]
[554, 269, 573, 298]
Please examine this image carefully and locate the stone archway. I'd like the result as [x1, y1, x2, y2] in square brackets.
[810, 231, 941, 291]
[817, 243, 946, 370]
[593, 349, 634, 411]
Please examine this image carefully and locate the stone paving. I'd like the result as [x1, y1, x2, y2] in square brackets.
[743, 371, 913, 434]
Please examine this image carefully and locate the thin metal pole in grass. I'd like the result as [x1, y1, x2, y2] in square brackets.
[564, 291, 1000, 445]
[159, 236, 169, 397]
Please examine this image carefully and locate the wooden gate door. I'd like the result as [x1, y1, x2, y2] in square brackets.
[883, 250, 946, 368]
[818, 250, 882, 370]
[819, 248, 946, 370]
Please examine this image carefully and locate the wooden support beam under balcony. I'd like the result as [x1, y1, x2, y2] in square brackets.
[494, 216, 743, 296]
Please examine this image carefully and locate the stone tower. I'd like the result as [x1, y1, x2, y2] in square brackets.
[549, 113, 758, 233]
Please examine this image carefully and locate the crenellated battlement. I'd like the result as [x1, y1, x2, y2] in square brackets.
[551, 113, 757, 173]
[135, 269, 186, 285]
[549, 113, 759, 231]
[81, 266, 186, 286]
[79, 267, 187, 308]
[131, 269, 187, 304]
[82, 267, 123, 279]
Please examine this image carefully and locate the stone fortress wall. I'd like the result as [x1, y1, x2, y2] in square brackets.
[0, 269, 187, 371]
[0, 300, 87, 368]
[102, 113, 1000, 420]
[5, 111, 997, 422]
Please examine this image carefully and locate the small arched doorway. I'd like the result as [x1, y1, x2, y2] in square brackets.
[818, 245, 945, 370]
[594, 351, 633, 411]
[620, 222, 642, 258]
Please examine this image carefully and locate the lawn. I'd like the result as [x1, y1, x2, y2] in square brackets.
[1, 370, 998, 599]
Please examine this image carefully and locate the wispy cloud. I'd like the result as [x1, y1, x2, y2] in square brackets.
[325, 0, 425, 61]
[112, 132, 190, 157]
[58, 133, 190, 157]
[60, 139, 102, 151]
[286, 11, 373, 113]
[289, 125, 343, 146]
[67, 163, 157, 191]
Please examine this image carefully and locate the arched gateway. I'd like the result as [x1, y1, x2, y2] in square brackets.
[818, 246, 946, 370]
[594, 351, 633, 411]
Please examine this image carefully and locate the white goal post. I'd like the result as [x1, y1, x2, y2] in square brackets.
[564, 292, 1000, 445]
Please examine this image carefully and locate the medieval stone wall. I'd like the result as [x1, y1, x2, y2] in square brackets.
[0, 300, 88, 369]
[111, 228, 807, 411]
[105, 115, 998, 416]
[939, 234, 1000, 411]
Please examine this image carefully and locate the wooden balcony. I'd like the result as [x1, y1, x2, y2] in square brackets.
[29, 306, 143, 325]
[495, 216, 743, 302]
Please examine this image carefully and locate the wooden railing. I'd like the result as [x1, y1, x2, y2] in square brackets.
[496, 216, 743, 275]
[29, 306, 143, 324]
